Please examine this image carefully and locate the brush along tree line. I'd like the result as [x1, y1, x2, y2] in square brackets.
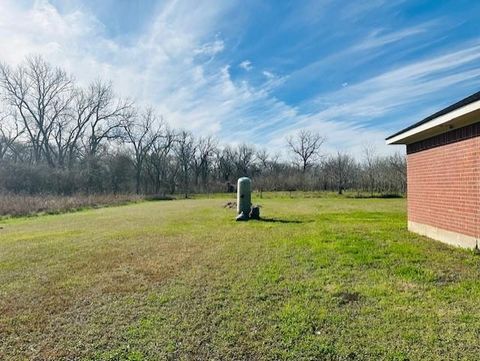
[0, 56, 405, 197]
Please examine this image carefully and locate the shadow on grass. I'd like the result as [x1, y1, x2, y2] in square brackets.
[347, 193, 404, 199]
[145, 194, 176, 201]
[256, 217, 304, 224]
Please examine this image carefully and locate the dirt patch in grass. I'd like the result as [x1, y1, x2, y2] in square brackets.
[334, 291, 362, 305]
[223, 201, 237, 209]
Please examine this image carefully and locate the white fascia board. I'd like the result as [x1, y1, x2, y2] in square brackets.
[386, 99, 480, 145]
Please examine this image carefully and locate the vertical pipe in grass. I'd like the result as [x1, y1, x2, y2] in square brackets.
[237, 177, 252, 215]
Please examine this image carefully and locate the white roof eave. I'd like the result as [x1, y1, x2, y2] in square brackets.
[386, 99, 480, 145]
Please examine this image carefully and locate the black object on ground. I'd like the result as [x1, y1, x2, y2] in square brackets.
[236, 211, 249, 221]
[249, 206, 260, 220]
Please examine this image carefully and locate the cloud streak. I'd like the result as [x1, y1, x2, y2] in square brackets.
[0, 0, 479, 159]
[239, 60, 253, 71]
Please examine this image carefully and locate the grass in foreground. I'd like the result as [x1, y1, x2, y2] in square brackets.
[1, 194, 479, 360]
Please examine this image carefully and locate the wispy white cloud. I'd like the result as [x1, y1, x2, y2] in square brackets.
[284, 20, 440, 89]
[311, 41, 480, 121]
[193, 39, 225, 56]
[0, 0, 107, 66]
[0, 0, 237, 134]
[352, 24, 431, 51]
[262, 70, 275, 79]
[340, 0, 406, 20]
[239, 60, 253, 71]
[0, 0, 478, 160]
[225, 40, 480, 158]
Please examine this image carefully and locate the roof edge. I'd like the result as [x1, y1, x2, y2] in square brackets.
[386, 90, 480, 144]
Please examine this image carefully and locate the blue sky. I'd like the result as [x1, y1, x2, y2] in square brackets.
[1, 0, 480, 156]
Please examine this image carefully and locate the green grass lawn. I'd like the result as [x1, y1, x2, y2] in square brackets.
[1, 194, 480, 360]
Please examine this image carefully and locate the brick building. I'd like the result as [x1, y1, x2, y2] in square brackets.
[386, 91, 480, 248]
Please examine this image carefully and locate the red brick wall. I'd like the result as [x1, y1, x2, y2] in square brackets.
[407, 130, 480, 238]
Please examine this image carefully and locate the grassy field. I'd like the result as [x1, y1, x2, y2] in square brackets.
[1, 194, 480, 360]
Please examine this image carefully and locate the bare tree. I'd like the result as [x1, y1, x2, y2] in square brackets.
[269, 152, 281, 171]
[192, 136, 217, 191]
[235, 144, 255, 177]
[286, 130, 325, 173]
[388, 152, 407, 193]
[0, 56, 74, 166]
[60, 87, 97, 168]
[362, 145, 379, 196]
[84, 80, 133, 158]
[325, 151, 356, 195]
[256, 148, 270, 169]
[175, 131, 196, 198]
[255, 148, 271, 197]
[124, 107, 162, 194]
[0, 112, 23, 160]
[256, 149, 285, 194]
[147, 127, 177, 194]
[216, 146, 235, 182]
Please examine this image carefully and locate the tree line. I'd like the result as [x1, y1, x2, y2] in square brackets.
[0, 56, 406, 196]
